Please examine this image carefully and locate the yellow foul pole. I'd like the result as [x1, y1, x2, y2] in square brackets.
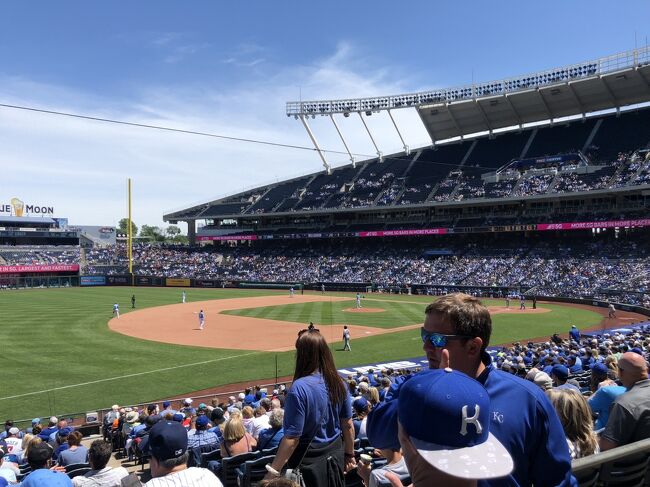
[128, 178, 133, 279]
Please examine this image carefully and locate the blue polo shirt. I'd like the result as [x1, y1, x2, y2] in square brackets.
[367, 353, 575, 487]
[588, 385, 627, 429]
[283, 373, 352, 445]
[20, 468, 72, 487]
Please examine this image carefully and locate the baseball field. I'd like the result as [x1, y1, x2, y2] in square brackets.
[0, 286, 630, 422]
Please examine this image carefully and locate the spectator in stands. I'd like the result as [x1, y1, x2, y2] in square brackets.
[367, 387, 380, 407]
[220, 414, 256, 458]
[257, 409, 285, 451]
[390, 368, 513, 486]
[21, 442, 72, 486]
[551, 365, 581, 392]
[533, 371, 554, 391]
[352, 397, 371, 440]
[367, 293, 574, 486]
[588, 362, 626, 430]
[360, 398, 408, 487]
[208, 408, 226, 439]
[0, 422, 16, 442]
[72, 439, 128, 486]
[144, 420, 222, 486]
[601, 352, 650, 450]
[569, 325, 580, 343]
[546, 389, 599, 459]
[263, 330, 355, 486]
[39, 416, 59, 441]
[0, 449, 18, 485]
[241, 406, 255, 436]
[57, 431, 88, 467]
[3, 427, 22, 460]
[20, 435, 42, 464]
[251, 406, 270, 439]
[160, 401, 176, 418]
[52, 427, 72, 462]
[187, 415, 220, 450]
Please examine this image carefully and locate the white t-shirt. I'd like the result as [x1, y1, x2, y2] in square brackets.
[251, 415, 270, 439]
[145, 467, 223, 487]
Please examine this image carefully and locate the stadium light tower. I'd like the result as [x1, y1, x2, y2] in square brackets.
[328, 114, 355, 167]
[358, 112, 383, 162]
[298, 114, 331, 174]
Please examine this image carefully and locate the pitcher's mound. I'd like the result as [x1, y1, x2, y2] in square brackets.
[343, 307, 386, 313]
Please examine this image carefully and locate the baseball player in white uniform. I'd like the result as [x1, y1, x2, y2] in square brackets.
[356, 292, 362, 309]
[182, 291, 186, 303]
[113, 303, 120, 319]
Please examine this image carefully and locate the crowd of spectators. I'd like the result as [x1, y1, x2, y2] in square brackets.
[80, 236, 650, 307]
[0, 247, 79, 266]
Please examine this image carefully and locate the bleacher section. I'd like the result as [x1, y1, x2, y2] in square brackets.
[166, 108, 650, 223]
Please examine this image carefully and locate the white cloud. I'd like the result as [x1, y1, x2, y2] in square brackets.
[0, 42, 434, 231]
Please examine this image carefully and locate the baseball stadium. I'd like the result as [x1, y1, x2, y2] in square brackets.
[2, 47, 650, 485]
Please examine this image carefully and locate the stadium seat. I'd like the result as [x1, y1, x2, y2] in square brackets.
[65, 462, 92, 479]
[236, 454, 275, 487]
[220, 451, 260, 487]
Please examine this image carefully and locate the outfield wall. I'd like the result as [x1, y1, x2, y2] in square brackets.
[79, 273, 650, 315]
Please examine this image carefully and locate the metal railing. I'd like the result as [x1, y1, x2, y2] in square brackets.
[287, 46, 650, 117]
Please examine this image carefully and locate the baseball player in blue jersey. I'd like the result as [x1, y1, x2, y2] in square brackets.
[112, 303, 120, 319]
[367, 293, 575, 487]
[195, 309, 205, 330]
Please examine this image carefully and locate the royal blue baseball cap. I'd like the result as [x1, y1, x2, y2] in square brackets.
[551, 364, 569, 380]
[195, 415, 209, 428]
[398, 368, 513, 480]
[591, 362, 608, 376]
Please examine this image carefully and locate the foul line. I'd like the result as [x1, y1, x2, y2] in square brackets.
[0, 351, 259, 402]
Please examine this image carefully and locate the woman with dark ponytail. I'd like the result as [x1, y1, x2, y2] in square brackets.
[263, 329, 355, 486]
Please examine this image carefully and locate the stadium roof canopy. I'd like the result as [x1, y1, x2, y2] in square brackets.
[287, 47, 650, 164]
[165, 48, 650, 223]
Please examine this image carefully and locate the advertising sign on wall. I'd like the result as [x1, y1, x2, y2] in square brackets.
[166, 278, 191, 287]
[80, 276, 106, 286]
[0, 264, 79, 274]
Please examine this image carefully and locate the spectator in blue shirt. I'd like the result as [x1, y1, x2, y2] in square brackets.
[367, 293, 575, 487]
[257, 409, 284, 451]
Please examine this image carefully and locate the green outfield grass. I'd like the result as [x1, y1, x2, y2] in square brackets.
[0, 287, 603, 422]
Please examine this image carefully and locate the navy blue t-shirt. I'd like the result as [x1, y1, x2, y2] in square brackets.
[283, 373, 352, 445]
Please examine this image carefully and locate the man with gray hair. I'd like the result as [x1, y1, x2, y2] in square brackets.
[257, 409, 284, 451]
[600, 352, 650, 450]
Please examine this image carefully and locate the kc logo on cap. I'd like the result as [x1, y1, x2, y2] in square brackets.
[398, 368, 513, 480]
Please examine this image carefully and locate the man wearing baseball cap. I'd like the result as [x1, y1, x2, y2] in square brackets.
[390, 368, 513, 486]
[367, 293, 574, 486]
[145, 420, 222, 486]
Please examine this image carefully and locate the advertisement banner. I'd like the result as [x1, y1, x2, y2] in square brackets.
[0, 264, 79, 274]
[106, 275, 130, 285]
[135, 276, 163, 287]
[358, 228, 448, 238]
[537, 219, 650, 231]
[194, 279, 216, 288]
[166, 278, 191, 287]
[196, 234, 257, 241]
[80, 276, 106, 286]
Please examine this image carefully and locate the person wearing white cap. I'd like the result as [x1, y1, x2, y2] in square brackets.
[4, 427, 23, 458]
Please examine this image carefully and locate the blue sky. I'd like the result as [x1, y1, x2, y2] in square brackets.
[1, 1, 649, 229]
